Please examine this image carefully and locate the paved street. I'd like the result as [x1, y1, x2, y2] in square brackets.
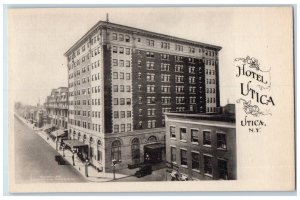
[14, 115, 86, 183]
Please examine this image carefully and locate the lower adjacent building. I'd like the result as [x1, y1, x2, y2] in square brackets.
[165, 112, 236, 181]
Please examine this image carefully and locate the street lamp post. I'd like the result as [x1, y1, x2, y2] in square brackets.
[72, 149, 75, 166]
[85, 159, 89, 177]
[112, 159, 117, 180]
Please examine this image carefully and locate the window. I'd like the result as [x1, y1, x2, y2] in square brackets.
[127, 111, 131, 118]
[120, 124, 125, 132]
[120, 85, 124, 92]
[119, 47, 124, 54]
[161, 63, 170, 71]
[119, 60, 124, 67]
[125, 35, 130, 42]
[171, 147, 176, 163]
[113, 85, 118, 92]
[119, 34, 124, 41]
[147, 120, 156, 128]
[170, 126, 176, 138]
[162, 97, 171, 105]
[147, 39, 154, 46]
[191, 129, 199, 143]
[113, 125, 119, 133]
[127, 124, 131, 131]
[175, 44, 183, 51]
[126, 73, 131, 80]
[111, 140, 121, 161]
[180, 128, 187, 141]
[161, 42, 170, 49]
[189, 47, 195, 53]
[218, 159, 228, 180]
[146, 51, 154, 58]
[112, 33, 117, 40]
[147, 85, 155, 93]
[146, 62, 155, 70]
[204, 155, 213, 175]
[113, 72, 118, 79]
[112, 46, 117, 53]
[131, 138, 140, 164]
[217, 133, 227, 150]
[189, 76, 196, 84]
[138, 109, 142, 115]
[192, 152, 200, 170]
[147, 97, 156, 104]
[120, 98, 125, 105]
[114, 98, 118, 105]
[203, 131, 211, 146]
[126, 60, 130, 67]
[138, 97, 142, 104]
[161, 54, 170, 60]
[114, 111, 119, 118]
[189, 86, 196, 93]
[161, 74, 170, 82]
[175, 56, 183, 62]
[147, 73, 155, 81]
[126, 85, 131, 92]
[120, 72, 124, 79]
[120, 111, 125, 118]
[161, 86, 170, 93]
[180, 149, 187, 166]
[175, 65, 184, 72]
[147, 108, 156, 116]
[126, 98, 131, 105]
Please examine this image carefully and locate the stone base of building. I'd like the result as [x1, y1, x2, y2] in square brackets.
[67, 126, 166, 173]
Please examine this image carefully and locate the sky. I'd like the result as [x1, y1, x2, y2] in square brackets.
[8, 7, 292, 106]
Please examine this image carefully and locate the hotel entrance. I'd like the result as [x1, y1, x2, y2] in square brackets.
[144, 143, 165, 164]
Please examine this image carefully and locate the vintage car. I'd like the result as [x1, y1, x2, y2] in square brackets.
[55, 155, 66, 165]
[134, 164, 152, 178]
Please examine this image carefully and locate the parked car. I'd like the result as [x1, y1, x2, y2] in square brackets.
[134, 164, 152, 178]
[55, 155, 66, 165]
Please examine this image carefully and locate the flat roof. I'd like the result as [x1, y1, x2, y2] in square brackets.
[64, 21, 222, 56]
[165, 112, 235, 123]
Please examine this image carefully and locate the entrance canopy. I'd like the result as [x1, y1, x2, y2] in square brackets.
[50, 129, 67, 138]
[144, 143, 165, 150]
[63, 139, 88, 149]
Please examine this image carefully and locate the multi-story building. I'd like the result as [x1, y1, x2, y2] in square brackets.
[45, 87, 68, 130]
[64, 20, 222, 172]
[165, 111, 236, 181]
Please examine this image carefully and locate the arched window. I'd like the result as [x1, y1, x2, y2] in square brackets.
[83, 134, 87, 143]
[78, 132, 81, 140]
[73, 131, 76, 139]
[131, 138, 140, 164]
[147, 135, 157, 143]
[111, 140, 121, 161]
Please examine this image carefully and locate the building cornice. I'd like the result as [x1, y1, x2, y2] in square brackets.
[64, 21, 222, 57]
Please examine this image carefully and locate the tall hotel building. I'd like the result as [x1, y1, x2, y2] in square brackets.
[64, 21, 221, 172]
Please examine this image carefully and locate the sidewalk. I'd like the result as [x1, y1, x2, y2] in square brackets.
[15, 114, 132, 182]
[37, 130, 132, 182]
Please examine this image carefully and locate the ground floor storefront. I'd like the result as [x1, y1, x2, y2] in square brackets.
[67, 126, 166, 173]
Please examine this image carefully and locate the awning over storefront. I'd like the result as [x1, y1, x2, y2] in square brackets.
[50, 129, 67, 138]
[63, 139, 88, 149]
[43, 124, 54, 131]
[144, 143, 165, 150]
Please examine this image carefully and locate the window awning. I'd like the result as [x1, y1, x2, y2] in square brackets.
[51, 129, 67, 138]
[144, 143, 165, 150]
[63, 139, 88, 149]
